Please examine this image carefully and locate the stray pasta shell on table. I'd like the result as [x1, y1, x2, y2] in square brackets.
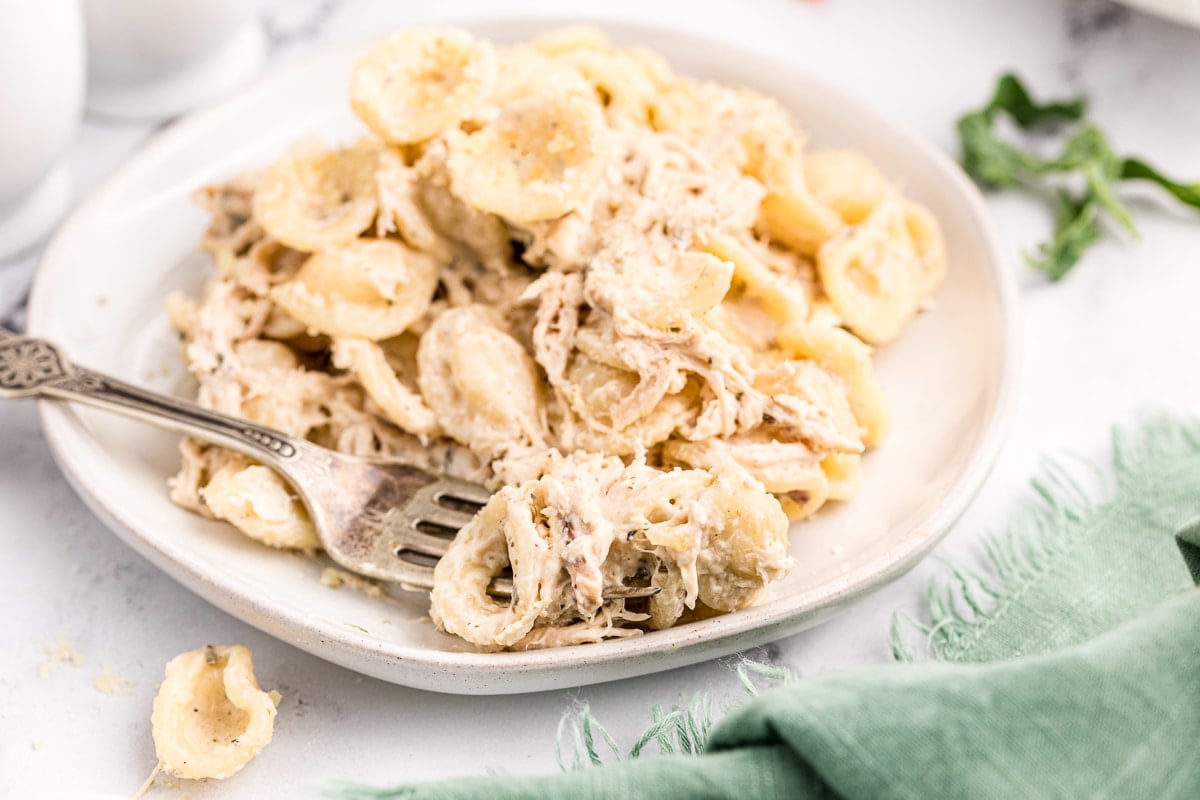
[269, 238, 439, 340]
[150, 645, 278, 781]
[350, 27, 497, 144]
[446, 91, 609, 223]
[252, 139, 380, 253]
[817, 200, 921, 345]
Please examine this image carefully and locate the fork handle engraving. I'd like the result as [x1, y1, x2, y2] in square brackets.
[1, 328, 319, 474]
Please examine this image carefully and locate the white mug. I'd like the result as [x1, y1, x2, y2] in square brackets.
[82, 0, 266, 119]
[0, 0, 86, 259]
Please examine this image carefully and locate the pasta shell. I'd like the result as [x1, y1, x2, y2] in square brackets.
[903, 199, 948, 300]
[804, 148, 893, 225]
[417, 305, 546, 459]
[430, 490, 558, 650]
[758, 185, 845, 257]
[816, 200, 920, 345]
[252, 139, 380, 253]
[447, 91, 608, 223]
[820, 452, 861, 502]
[698, 231, 810, 322]
[560, 48, 661, 123]
[201, 457, 320, 550]
[490, 46, 595, 107]
[151, 645, 278, 780]
[778, 321, 891, 447]
[693, 465, 792, 612]
[332, 337, 439, 436]
[269, 238, 439, 340]
[663, 437, 830, 521]
[531, 24, 613, 55]
[351, 27, 497, 144]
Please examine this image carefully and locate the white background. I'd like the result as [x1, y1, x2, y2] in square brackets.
[3, 0, 1200, 797]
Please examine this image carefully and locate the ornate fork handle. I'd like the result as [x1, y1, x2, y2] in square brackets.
[0, 328, 325, 475]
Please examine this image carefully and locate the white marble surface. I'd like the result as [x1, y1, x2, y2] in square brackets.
[3, 0, 1200, 796]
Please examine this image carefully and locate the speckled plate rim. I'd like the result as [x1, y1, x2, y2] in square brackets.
[1113, 0, 1200, 29]
[30, 17, 1021, 694]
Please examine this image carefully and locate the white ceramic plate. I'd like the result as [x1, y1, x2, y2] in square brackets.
[1114, 0, 1200, 28]
[29, 19, 1019, 694]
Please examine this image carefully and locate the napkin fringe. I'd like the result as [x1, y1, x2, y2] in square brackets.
[554, 659, 795, 771]
[892, 413, 1200, 662]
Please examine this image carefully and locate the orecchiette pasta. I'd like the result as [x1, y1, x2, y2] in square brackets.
[447, 91, 609, 223]
[332, 337, 440, 436]
[200, 457, 321, 550]
[417, 305, 547, 460]
[759, 184, 846, 257]
[777, 320, 892, 447]
[350, 27, 497, 145]
[531, 24, 614, 55]
[817, 200, 922, 345]
[170, 25, 947, 651]
[269, 238, 439, 340]
[560, 47, 662, 123]
[252, 139, 380, 253]
[699, 230, 811, 325]
[489, 45, 595, 107]
[150, 645, 278, 781]
[804, 148, 893, 225]
[662, 436, 831, 521]
[904, 199, 949, 299]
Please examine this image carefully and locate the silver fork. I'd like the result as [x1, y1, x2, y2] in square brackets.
[0, 327, 651, 600]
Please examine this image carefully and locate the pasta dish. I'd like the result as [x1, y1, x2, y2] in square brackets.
[167, 26, 946, 650]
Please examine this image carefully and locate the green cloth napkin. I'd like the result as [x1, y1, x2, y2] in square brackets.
[339, 418, 1200, 800]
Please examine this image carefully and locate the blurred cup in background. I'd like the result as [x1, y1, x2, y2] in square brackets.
[82, 0, 265, 119]
[0, 0, 86, 260]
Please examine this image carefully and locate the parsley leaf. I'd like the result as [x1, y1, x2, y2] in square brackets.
[956, 112, 1037, 188]
[957, 73, 1200, 280]
[1026, 191, 1102, 280]
[958, 73, 1085, 189]
[986, 73, 1087, 130]
[1053, 126, 1136, 235]
[1120, 158, 1200, 208]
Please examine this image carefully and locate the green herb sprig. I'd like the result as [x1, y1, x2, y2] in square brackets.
[957, 73, 1200, 280]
